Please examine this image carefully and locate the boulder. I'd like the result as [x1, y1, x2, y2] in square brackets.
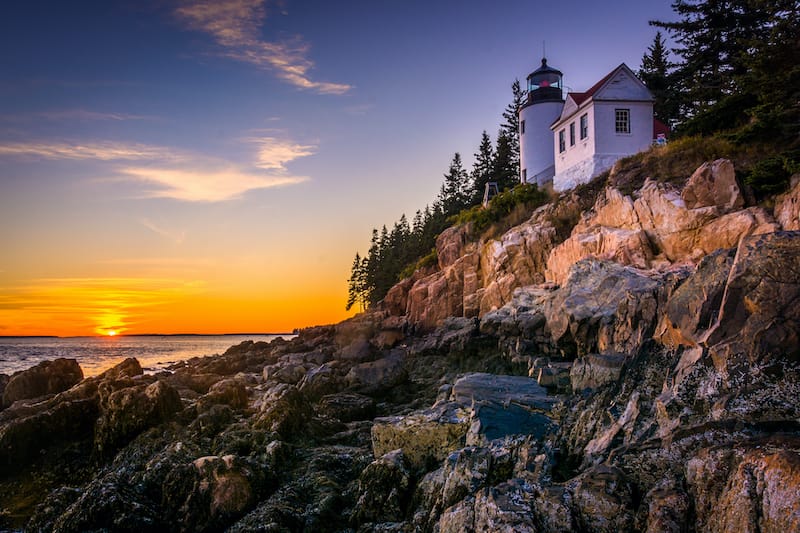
[297, 363, 344, 400]
[701, 231, 800, 379]
[544, 260, 662, 357]
[197, 377, 249, 411]
[94, 380, 183, 456]
[774, 176, 800, 230]
[345, 350, 407, 395]
[170, 455, 262, 532]
[371, 402, 471, 471]
[352, 449, 412, 524]
[687, 446, 800, 533]
[638, 476, 690, 533]
[2, 358, 83, 408]
[473, 479, 538, 532]
[316, 392, 375, 422]
[570, 353, 626, 392]
[655, 248, 736, 348]
[570, 465, 635, 533]
[450, 373, 557, 445]
[546, 225, 654, 286]
[438, 497, 476, 533]
[437, 224, 476, 269]
[681, 159, 744, 211]
[478, 213, 560, 314]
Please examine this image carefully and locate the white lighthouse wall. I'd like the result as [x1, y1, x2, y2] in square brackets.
[519, 100, 563, 187]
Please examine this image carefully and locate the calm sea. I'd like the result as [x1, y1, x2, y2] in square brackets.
[0, 335, 288, 378]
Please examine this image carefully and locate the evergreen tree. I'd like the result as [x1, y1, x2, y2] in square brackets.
[736, 0, 800, 141]
[500, 79, 525, 177]
[651, 0, 773, 127]
[492, 130, 518, 193]
[471, 131, 495, 204]
[438, 153, 472, 217]
[345, 253, 368, 312]
[638, 31, 679, 127]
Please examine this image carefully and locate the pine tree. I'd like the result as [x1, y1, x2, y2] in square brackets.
[651, 0, 773, 127]
[736, 0, 800, 141]
[500, 79, 525, 176]
[492, 130, 518, 193]
[438, 153, 472, 217]
[471, 131, 495, 204]
[345, 253, 369, 312]
[638, 31, 679, 127]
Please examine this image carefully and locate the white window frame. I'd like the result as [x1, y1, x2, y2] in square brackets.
[558, 129, 566, 152]
[569, 122, 575, 146]
[615, 108, 630, 134]
[580, 113, 588, 139]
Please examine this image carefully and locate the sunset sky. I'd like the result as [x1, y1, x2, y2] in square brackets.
[0, 0, 674, 336]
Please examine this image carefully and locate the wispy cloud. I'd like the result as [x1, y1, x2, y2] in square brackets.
[0, 133, 315, 201]
[0, 141, 181, 162]
[35, 109, 157, 122]
[0, 109, 156, 124]
[174, 0, 351, 94]
[139, 218, 187, 244]
[121, 166, 307, 202]
[246, 136, 316, 171]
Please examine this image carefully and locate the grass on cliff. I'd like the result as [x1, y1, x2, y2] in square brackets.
[608, 135, 800, 199]
[450, 183, 551, 240]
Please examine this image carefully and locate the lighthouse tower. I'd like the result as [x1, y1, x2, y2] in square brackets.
[519, 58, 564, 187]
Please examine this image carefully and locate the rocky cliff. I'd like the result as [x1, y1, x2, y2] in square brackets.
[1, 159, 799, 532]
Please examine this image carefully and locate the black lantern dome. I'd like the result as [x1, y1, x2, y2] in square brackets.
[525, 58, 563, 104]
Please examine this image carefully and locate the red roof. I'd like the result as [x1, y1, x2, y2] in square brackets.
[653, 118, 670, 138]
[569, 92, 590, 106]
[564, 65, 622, 108]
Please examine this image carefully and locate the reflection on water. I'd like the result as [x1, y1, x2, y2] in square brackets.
[0, 335, 288, 377]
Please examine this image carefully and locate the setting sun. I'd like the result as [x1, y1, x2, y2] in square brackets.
[107, 330, 117, 337]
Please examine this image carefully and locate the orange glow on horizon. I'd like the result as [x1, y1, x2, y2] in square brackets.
[0, 275, 353, 337]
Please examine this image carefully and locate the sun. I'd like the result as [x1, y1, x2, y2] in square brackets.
[107, 330, 117, 337]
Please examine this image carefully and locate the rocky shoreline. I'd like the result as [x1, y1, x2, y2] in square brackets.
[1, 160, 799, 532]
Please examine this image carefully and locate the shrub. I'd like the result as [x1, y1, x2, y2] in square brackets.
[744, 150, 800, 197]
[450, 183, 549, 238]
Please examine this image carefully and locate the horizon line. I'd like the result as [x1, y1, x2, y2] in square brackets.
[0, 332, 296, 339]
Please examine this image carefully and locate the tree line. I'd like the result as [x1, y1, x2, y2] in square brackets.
[639, 0, 799, 143]
[346, 81, 525, 311]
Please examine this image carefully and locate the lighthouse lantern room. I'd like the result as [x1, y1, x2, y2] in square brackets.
[519, 58, 565, 188]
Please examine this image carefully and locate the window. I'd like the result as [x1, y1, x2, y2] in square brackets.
[521, 168, 527, 182]
[520, 120, 526, 135]
[569, 122, 575, 146]
[580, 113, 588, 139]
[615, 109, 630, 134]
[558, 129, 566, 153]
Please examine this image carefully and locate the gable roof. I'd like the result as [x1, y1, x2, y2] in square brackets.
[552, 63, 652, 128]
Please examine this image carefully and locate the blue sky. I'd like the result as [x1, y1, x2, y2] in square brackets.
[0, 0, 676, 335]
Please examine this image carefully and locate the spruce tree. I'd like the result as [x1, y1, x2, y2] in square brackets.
[471, 131, 495, 204]
[438, 153, 472, 217]
[500, 79, 524, 176]
[651, 0, 773, 127]
[638, 31, 679, 127]
[492, 130, 518, 193]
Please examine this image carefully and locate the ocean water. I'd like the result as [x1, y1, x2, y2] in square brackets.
[0, 334, 288, 378]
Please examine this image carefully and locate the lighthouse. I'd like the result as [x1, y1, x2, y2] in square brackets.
[519, 58, 564, 188]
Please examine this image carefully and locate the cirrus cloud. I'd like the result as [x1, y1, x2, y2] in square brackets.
[121, 166, 307, 202]
[175, 0, 351, 94]
[0, 140, 180, 161]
